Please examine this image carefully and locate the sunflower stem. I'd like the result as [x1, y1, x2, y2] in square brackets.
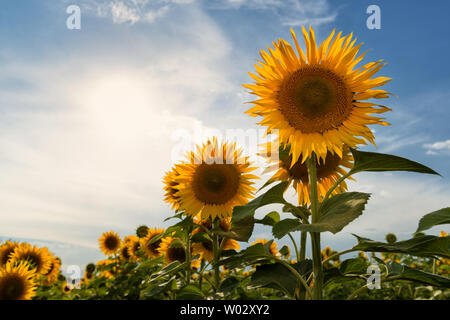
[287, 233, 300, 262]
[306, 154, 323, 300]
[185, 232, 191, 285]
[300, 231, 307, 261]
[212, 219, 221, 291]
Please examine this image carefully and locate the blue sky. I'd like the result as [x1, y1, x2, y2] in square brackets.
[0, 0, 449, 268]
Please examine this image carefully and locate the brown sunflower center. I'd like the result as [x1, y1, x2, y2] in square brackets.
[147, 237, 162, 255]
[201, 241, 213, 252]
[277, 66, 353, 133]
[0, 275, 26, 300]
[23, 254, 42, 271]
[192, 164, 240, 205]
[282, 151, 343, 183]
[121, 246, 131, 259]
[167, 247, 186, 263]
[104, 236, 119, 251]
[1, 248, 15, 265]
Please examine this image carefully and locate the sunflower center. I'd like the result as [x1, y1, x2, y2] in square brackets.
[1, 248, 15, 265]
[121, 247, 131, 259]
[167, 247, 186, 263]
[0, 275, 25, 300]
[192, 164, 240, 205]
[277, 67, 353, 133]
[283, 151, 343, 183]
[105, 236, 119, 250]
[201, 241, 213, 252]
[149, 239, 162, 254]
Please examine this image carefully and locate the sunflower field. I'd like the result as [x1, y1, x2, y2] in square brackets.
[0, 26, 449, 301]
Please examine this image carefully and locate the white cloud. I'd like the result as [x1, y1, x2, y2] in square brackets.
[0, 5, 237, 249]
[209, 0, 337, 27]
[424, 140, 450, 155]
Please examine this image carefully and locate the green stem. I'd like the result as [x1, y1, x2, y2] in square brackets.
[212, 219, 221, 291]
[322, 248, 357, 264]
[322, 171, 352, 203]
[185, 233, 191, 285]
[288, 233, 300, 262]
[306, 154, 323, 300]
[300, 231, 307, 261]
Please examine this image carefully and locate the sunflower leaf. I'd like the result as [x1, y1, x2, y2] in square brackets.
[351, 234, 450, 259]
[219, 243, 274, 269]
[416, 207, 450, 233]
[386, 261, 450, 288]
[276, 192, 370, 235]
[232, 181, 289, 222]
[255, 211, 280, 226]
[215, 216, 255, 242]
[349, 148, 440, 175]
[176, 284, 205, 300]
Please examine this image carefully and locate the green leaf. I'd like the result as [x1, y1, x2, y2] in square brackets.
[232, 181, 289, 222]
[352, 234, 450, 259]
[190, 232, 212, 243]
[349, 148, 440, 175]
[339, 258, 368, 274]
[176, 284, 204, 300]
[219, 277, 240, 296]
[255, 211, 280, 226]
[220, 243, 274, 269]
[248, 260, 311, 297]
[272, 218, 302, 239]
[416, 207, 450, 233]
[386, 262, 450, 288]
[274, 192, 370, 235]
[215, 216, 255, 242]
[283, 204, 310, 220]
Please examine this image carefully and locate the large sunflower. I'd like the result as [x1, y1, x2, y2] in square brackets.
[141, 228, 165, 259]
[163, 164, 183, 211]
[245, 26, 391, 163]
[0, 261, 37, 300]
[9, 243, 52, 275]
[0, 241, 19, 266]
[158, 237, 200, 269]
[191, 219, 240, 261]
[262, 143, 353, 205]
[169, 138, 258, 220]
[99, 231, 121, 256]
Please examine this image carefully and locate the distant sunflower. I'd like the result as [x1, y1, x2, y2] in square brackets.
[245, 26, 391, 163]
[163, 164, 183, 212]
[62, 282, 73, 294]
[119, 243, 131, 261]
[0, 241, 19, 266]
[262, 143, 353, 205]
[251, 238, 279, 256]
[158, 237, 200, 268]
[136, 225, 149, 238]
[141, 228, 165, 259]
[169, 138, 258, 220]
[0, 261, 36, 300]
[99, 231, 121, 256]
[127, 236, 142, 261]
[9, 243, 52, 275]
[191, 219, 239, 261]
[43, 254, 61, 286]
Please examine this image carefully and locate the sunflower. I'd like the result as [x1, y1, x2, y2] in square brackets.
[191, 219, 240, 261]
[119, 243, 131, 261]
[168, 138, 258, 220]
[136, 225, 149, 238]
[43, 254, 61, 286]
[262, 142, 353, 205]
[127, 236, 142, 261]
[9, 243, 52, 275]
[251, 238, 279, 256]
[62, 282, 73, 294]
[141, 228, 165, 259]
[158, 237, 200, 268]
[0, 241, 19, 266]
[0, 261, 37, 300]
[163, 164, 183, 211]
[244, 26, 391, 163]
[99, 231, 121, 256]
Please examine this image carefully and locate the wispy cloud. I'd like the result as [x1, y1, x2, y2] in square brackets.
[424, 140, 450, 155]
[207, 0, 337, 27]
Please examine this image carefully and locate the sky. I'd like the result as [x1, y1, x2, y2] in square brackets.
[0, 0, 449, 269]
